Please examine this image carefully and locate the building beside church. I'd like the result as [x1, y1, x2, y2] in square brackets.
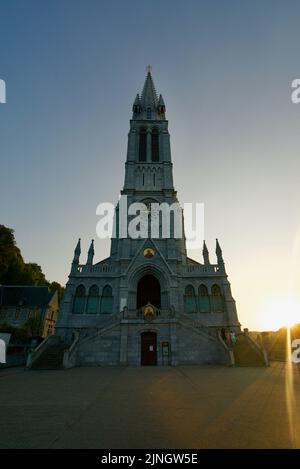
[56, 70, 240, 366]
[0, 286, 59, 337]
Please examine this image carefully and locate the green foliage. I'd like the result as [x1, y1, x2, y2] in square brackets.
[0, 224, 64, 302]
[0, 322, 31, 341]
[49, 281, 65, 302]
[23, 315, 42, 337]
[0, 225, 26, 284]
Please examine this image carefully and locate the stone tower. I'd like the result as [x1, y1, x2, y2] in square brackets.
[57, 70, 240, 366]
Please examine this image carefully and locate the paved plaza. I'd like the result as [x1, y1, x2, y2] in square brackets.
[0, 362, 300, 449]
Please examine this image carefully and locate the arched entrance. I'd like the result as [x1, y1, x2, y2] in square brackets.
[141, 331, 157, 366]
[137, 274, 161, 308]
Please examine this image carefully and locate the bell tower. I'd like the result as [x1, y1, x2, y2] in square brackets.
[110, 68, 187, 263]
[123, 68, 175, 195]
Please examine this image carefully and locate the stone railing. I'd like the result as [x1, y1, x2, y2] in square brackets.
[243, 330, 269, 366]
[77, 264, 114, 274]
[62, 331, 80, 369]
[217, 330, 235, 366]
[123, 308, 175, 320]
[26, 334, 59, 368]
[184, 264, 221, 274]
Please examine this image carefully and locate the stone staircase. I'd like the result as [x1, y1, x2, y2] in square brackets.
[31, 343, 67, 370]
[233, 333, 267, 366]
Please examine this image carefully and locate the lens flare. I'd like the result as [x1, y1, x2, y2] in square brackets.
[258, 294, 300, 330]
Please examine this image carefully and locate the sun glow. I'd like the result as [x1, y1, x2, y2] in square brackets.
[258, 293, 300, 330]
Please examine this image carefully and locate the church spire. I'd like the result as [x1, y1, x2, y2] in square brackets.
[73, 238, 81, 261]
[216, 238, 224, 266]
[157, 94, 166, 118]
[71, 238, 81, 273]
[141, 68, 158, 109]
[132, 93, 141, 118]
[130, 67, 166, 121]
[86, 239, 94, 265]
[202, 240, 210, 265]
[124, 68, 173, 191]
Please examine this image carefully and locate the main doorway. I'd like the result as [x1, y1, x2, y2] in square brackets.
[141, 331, 157, 366]
[136, 274, 161, 308]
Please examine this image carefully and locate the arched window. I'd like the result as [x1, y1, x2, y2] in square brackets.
[184, 285, 197, 313]
[86, 285, 99, 314]
[101, 285, 113, 314]
[211, 284, 223, 313]
[151, 128, 159, 162]
[198, 284, 210, 313]
[139, 128, 147, 161]
[185, 285, 195, 296]
[147, 107, 152, 119]
[73, 285, 86, 314]
[211, 284, 221, 296]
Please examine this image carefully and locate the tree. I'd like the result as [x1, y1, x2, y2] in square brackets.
[24, 263, 47, 285]
[0, 225, 25, 284]
[0, 224, 64, 303]
[49, 281, 65, 302]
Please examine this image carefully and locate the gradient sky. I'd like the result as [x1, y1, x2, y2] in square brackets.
[1, 0, 300, 330]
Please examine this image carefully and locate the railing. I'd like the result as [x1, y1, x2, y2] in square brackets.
[77, 264, 114, 273]
[185, 264, 221, 274]
[62, 331, 80, 369]
[96, 311, 121, 329]
[123, 308, 175, 319]
[26, 334, 59, 368]
[242, 331, 269, 366]
[217, 330, 235, 366]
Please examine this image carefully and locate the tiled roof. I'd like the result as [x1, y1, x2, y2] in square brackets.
[0, 286, 54, 307]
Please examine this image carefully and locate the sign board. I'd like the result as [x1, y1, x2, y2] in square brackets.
[162, 342, 170, 356]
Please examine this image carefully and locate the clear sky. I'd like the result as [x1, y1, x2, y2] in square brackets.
[1, 0, 300, 330]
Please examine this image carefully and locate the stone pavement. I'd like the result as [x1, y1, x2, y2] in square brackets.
[0, 362, 299, 449]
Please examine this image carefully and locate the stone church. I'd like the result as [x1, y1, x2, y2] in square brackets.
[56, 70, 240, 366]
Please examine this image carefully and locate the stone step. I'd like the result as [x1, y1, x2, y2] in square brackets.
[31, 344, 67, 370]
[233, 334, 265, 366]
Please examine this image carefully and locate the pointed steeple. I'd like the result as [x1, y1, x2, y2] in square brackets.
[141, 69, 158, 110]
[202, 240, 210, 265]
[86, 239, 94, 265]
[132, 93, 141, 118]
[158, 93, 165, 105]
[130, 67, 166, 121]
[124, 68, 173, 191]
[133, 93, 141, 106]
[71, 238, 81, 273]
[216, 238, 224, 265]
[158, 94, 166, 118]
[74, 238, 81, 260]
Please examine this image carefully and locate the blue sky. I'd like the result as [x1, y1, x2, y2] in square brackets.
[1, 0, 300, 329]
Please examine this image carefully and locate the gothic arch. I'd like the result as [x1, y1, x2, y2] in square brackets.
[151, 127, 159, 162]
[86, 284, 99, 314]
[184, 285, 197, 313]
[73, 284, 86, 314]
[198, 284, 210, 313]
[100, 284, 113, 314]
[138, 127, 147, 161]
[128, 264, 170, 310]
[211, 284, 223, 313]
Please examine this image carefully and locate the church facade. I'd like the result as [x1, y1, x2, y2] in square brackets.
[56, 71, 240, 366]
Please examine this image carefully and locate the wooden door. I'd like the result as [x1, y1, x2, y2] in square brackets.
[141, 332, 157, 366]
